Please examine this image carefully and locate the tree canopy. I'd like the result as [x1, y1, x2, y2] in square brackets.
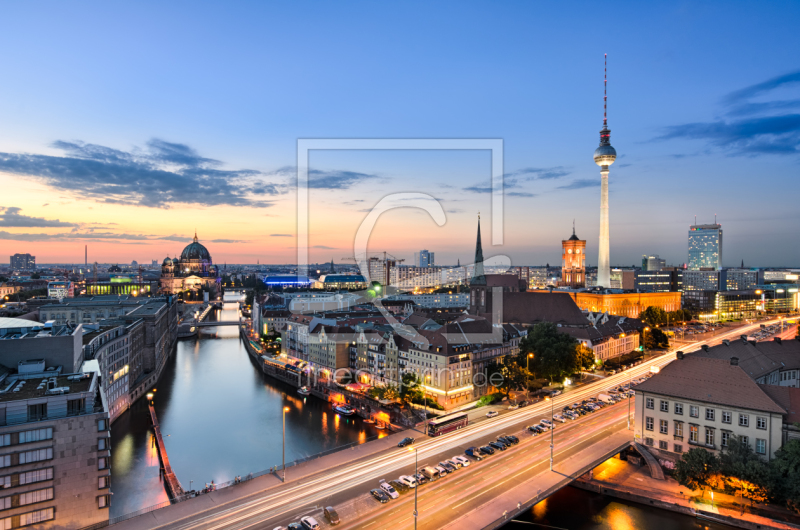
[518, 322, 588, 383]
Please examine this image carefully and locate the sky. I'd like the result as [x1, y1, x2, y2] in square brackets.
[0, 1, 799, 267]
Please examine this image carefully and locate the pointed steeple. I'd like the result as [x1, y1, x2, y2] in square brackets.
[193, 229, 198, 243]
[471, 213, 486, 285]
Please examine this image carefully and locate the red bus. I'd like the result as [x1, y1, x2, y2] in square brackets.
[427, 412, 468, 436]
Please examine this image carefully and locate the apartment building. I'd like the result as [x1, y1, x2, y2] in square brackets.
[692, 336, 800, 388]
[635, 354, 785, 460]
[0, 367, 110, 529]
[307, 325, 356, 381]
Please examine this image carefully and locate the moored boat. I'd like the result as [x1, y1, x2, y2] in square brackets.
[333, 404, 355, 416]
[297, 386, 311, 396]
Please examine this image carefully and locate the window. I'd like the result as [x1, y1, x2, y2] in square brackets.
[0, 436, 9, 448]
[19, 448, 53, 465]
[17, 507, 55, 526]
[757, 416, 767, 430]
[675, 403, 683, 415]
[689, 425, 698, 443]
[646, 417, 654, 431]
[741, 435, 749, 448]
[26, 404, 47, 422]
[660, 420, 668, 434]
[721, 431, 730, 447]
[19, 468, 53, 485]
[660, 400, 669, 412]
[98, 419, 107, 432]
[705, 428, 715, 447]
[98, 457, 108, 470]
[739, 414, 749, 427]
[690, 406, 699, 418]
[18, 428, 53, 444]
[674, 444, 683, 453]
[98, 494, 110, 508]
[705, 408, 715, 421]
[646, 398, 654, 410]
[659, 440, 668, 450]
[674, 422, 683, 438]
[722, 411, 732, 424]
[67, 398, 85, 417]
[99, 475, 109, 489]
[756, 439, 767, 455]
[98, 438, 107, 451]
[645, 437, 654, 446]
[19, 487, 53, 506]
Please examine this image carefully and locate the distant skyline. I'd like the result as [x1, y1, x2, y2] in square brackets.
[1, 1, 799, 267]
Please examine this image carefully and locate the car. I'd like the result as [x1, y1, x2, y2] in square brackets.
[489, 441, 507, 451]
[323, 506, 340, 526]
[452, 455, 470, 467]
[414, 473, 428, 485]
[498, 435, 519, 445]
[553, 413, 567, 423]
[439, 461, 457, 473]
[398, 475, 417, 488]
[379, 480, 399, 499]
[435, 465, 449, 476]
[479, 445, 495, 455]
[447, 458, 462, 469]
[300, 516, 321, 530]
[505, 434, 520, 444]
[540, 418, 553, 427]
[288, 524, 303, 530]
[465, 448, 484, 460]
[528, 425, 544, 434]
[519, 400, 530, 407]
[508, 404, 519, 410]
[397, 437, 414, 448]
[370, 489, 390, 503]
[389, 480, 409, 494]
[273, 527, 287, 530]
[486, 410, 499, 418]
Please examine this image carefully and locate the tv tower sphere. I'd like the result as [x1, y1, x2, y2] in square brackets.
[593, 139, 617, 167]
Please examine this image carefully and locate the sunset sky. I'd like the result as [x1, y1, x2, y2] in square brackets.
[1, 2, 799, 267]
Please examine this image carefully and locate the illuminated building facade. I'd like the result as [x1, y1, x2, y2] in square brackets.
[568, 291, 681, 319]
[688, 223, 723, 270]
[560, 226, 586, 288]
[159, 232, 219, 296]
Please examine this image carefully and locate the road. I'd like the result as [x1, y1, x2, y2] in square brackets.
[122, 318, 782, 530]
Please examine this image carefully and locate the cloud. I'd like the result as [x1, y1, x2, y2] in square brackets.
[506, 191, 536, 197]
[658, 70, 800, 156]
[505, 166, 571, 180]
[0, 207, 77, 228]
[0, 229, 220, 243]
[556, 179, 600, 190]
[270, 233, 293, 237]
[210, 238, 248, 244]
[0, 139, 281, 208]
[266, 166, 380, 190]
[312, 245, 337, 249]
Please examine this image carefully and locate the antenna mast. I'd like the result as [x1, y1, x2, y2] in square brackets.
[603, 53, 607, 128]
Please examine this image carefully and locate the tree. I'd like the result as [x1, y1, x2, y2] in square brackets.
[576, 344, 595, 371]
[644, 328, 670, 349]
[674, 448, 719, 495]
[486, 361, 514, 398]
[669, 308, 694, 323]
[770, 439, 800, 512]
[518, 322, 581, 383]
[720, 436, 772, 506]
[399, 373, 422, 405]
[640, 306, 668, 328]
[30, 273, 41, 280]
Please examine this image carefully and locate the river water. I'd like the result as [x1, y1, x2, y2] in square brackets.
[109, 293, 385, 517]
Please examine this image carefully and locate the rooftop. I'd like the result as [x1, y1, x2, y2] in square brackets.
[0, 372, 94, 403]
[691, 337, 800, 381]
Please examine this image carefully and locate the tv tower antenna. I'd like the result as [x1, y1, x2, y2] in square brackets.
[603, 53, 607, 128]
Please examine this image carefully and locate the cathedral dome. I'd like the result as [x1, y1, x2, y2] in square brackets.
[162, 257, 173, 266]
[180, 232, 212, 261]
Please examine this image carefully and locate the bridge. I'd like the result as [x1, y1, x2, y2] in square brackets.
[194, 320, 241, 327]
[109, 319, 779, 530]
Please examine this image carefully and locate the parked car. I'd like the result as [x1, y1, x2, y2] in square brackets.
[397, 437, 415, 448]
[389, 480, 409, 494]
[446, 458, 462, 469]
[499, 435, 519, 445]
[398, 475, 417, 488]
[489, 441, 508, 451]
[479, 445, 496, 455]
[465, 447, 484, 460]
[323, 507, 340, 526]
[552, 414, 567, 423]
[519, 400, 530, 407]
[379, 480, 399, 499]
[452, 455, 470, 467]
[414, 473, 429, 485]
[370, 489, 390, 503]
[486, 410, 499, 418]
[300, 516, 321, 530]
[435, 465, 449, 476]
[528, 425, 544, 434]
[439, 461, 457, 473]
[421, 466, 440, 481]
[540, 419, 553, 427]
[508, 404, 519, 410]
[288, 524, 303, 530]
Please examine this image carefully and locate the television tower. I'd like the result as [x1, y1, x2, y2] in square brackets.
[593, 54, 617, 288]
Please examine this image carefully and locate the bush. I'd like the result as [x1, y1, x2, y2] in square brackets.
[476, 394, 503, 408]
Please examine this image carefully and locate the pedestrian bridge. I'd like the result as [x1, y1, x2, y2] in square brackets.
[195, 320, 241, 327]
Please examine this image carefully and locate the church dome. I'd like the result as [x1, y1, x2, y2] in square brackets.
[162, 257, 173, 266]
[180, 232, 211, 261]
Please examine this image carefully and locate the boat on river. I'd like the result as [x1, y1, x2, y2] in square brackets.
[333, 404, 355, 416]
[363, 418, 375, 424]
[297, 386, 311, 396]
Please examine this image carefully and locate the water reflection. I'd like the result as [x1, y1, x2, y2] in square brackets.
[109, 293, 383, 517]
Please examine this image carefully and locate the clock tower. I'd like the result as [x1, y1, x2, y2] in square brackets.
[561, 223, 586, 288]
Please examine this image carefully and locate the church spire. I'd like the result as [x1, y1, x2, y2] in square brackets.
[471, 213, 486, 285]
[193, 229, 198, 243]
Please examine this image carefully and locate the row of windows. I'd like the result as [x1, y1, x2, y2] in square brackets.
[0, 448, 53, 470]
[0, 468, 54, 490]
[0, 429, 53, 448]
[645, 417, 768, 454]
[0, 506, 54, 529]
[645, 398, 767, 429]
[0, 488, 53, 511]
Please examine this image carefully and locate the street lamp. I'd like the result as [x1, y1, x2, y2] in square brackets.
[146, 392, 153, 405]
[409, 446, 418, 529]
[548, 396, 555, 470]
[526, 353, 534, 400]
[282, 406, 290, 483]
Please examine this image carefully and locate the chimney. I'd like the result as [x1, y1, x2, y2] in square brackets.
[701, 344, 709, 352]
[676, 351, 684, 360]
[722, 339, 730, 346]
[774, 337, 782, 344]
[731, 357, 739, 366]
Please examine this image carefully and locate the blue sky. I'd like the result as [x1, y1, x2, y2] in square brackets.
[0, 1, 798, 266]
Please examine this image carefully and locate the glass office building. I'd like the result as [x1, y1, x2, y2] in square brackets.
[688, 224, 723, 270]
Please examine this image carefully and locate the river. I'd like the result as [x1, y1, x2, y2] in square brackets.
[109, 293, 386, 517]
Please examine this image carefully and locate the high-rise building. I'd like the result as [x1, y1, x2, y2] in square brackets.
[414, 250, 435, 268]
[641, 255, 666, 272]
[560, 225, 586, 288]
[688, 223, 723, 270]
[593, 55, 616, 288]
[9, 253, 35, 270]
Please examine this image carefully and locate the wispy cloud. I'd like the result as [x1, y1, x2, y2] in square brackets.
[270, 233, 293, 237]
[266, 166, 380, 190]
[556, 179, 600, 190]
[0, 207, 77, 228]
[210, 238, 248, 244]
[0, 139, 281, 208]
[657, 69, 800, 156]
[312, 245, 337, 249]
[505, 166, 571, 180]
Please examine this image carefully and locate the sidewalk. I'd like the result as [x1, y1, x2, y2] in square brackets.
[574, 455, 800, 530]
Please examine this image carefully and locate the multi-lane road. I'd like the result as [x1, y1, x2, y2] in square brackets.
[123, 318, 786, 530]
